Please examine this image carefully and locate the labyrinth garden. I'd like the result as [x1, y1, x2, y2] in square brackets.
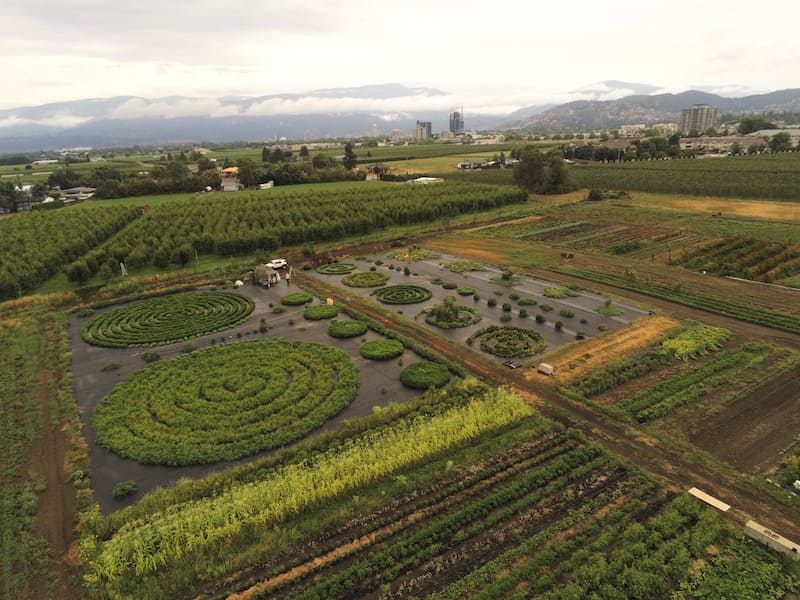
[93, 339, 360, 465]
[81, 291, 254, 347]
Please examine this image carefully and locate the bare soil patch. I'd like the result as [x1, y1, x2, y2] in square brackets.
[536, 315, 679, 384]
[26, 325, 79, 599]
[691, 365, 800, 474]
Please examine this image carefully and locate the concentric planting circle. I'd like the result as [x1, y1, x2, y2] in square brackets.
[92, 340, 360, 465]
[372, 285, 432, 304]
[316, 262, 357, 274]
[467, 325, 546, 358]
[81, 292, 254, 348]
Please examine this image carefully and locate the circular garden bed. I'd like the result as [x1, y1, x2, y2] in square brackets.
[342, 271, 391, 287]
[422, 296, 481, 329]
[360, 339, 404, 360]
[328, 319, 368, 338]
[316, 262, 357, 275]
[400, 362, 451, 389]
[304, 304, 340, 320]
[466, 325, 546, 358]
[281, 291, 315, 306]
[92, 340, 359, 465]
[81, 292, 254, 348]
[371, 285, 432, 305]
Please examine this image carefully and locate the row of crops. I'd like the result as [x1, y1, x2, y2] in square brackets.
[77, 379, 799, 598]
[0, 204, 140, 300]
[566, 321, 731, 399]
[559, 265, 800, 334]
[676, 237, 800, 283]
[66, 182, 526, 281]
[568, 153, 800, 200]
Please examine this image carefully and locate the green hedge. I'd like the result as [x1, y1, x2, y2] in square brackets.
[360, 339, 405, 360]
[400, 362, 451, 389]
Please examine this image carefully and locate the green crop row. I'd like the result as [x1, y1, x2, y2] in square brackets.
[82, 385, 534, 594]
[558, 267, 800, 334]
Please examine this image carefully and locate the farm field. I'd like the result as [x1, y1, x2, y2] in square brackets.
[568, 153, 800, 201]
[4, 173, 800, 598]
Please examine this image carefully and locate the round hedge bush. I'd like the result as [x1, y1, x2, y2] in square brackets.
[316, 262, 357, 275]
[400, 362, 451, 389]
[371, 285, 432, 305]
[342, 271, 390, 287]
[92, 340, 359, 465]
[281, 291, 315, 306]
[441, 282, 458, 290]
[466, 325, 546, 358]
[457, 287, 476, 296]
[303, 304, 340, 320]
[422, 296, 482, 329]
[81, 292, 254, 348]
[328, 319, 368, 338]
[360, 339, 404, 360]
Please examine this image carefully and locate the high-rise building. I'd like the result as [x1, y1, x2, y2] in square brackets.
[679, 104, 718, 134]
[414, 120, 432, 140]
[449, 110, 464, 135]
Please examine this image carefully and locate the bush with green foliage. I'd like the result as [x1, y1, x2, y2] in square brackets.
[112, 481, 138, 499]
[360, 339, 405, 360]
[457, 286, 476, 296]
[304, 304, 340, 320]
[140, 351, 161, 363]
[328, 319, 368, 338]
[399, 362, 451, 389]
[281, 291, 314, 305]
[422, 296, 482, 329]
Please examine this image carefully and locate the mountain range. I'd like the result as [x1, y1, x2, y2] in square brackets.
[1, 82, 799, 151]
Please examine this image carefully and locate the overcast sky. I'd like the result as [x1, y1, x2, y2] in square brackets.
[2, 0, 799, 113]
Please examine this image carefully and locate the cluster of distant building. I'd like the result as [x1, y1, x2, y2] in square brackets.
[411, 110, 468, 142]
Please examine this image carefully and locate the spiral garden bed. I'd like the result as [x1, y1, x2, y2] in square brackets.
[92, 340, 360, 465]
[316, 263, 358, 275]
[342, 271, 391, 287]
[371, 285, 433, 305]
[467, 325, 547, 358]
[81, 292, 255, 348]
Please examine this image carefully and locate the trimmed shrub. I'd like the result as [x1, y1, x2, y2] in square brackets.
[400, 362, 451, 389]
[140, 351, 161, 363]
[559, 309, 575, 318]
[304, 304, 340, 320]
[281, 291, 314, 305]
[328, 319, 368, 338]
[360, 339, 404, 360]
[112, 481, 138, 499]
[457, 286, 476, 296]
[441, 282, 458, 290]
[517, 297, 537, 306]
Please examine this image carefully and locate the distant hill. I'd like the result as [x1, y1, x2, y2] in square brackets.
[510, 89, 800, 130]
[2, 82, 800, 151]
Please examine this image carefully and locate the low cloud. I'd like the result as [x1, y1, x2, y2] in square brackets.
[0, 113, 92, 129]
